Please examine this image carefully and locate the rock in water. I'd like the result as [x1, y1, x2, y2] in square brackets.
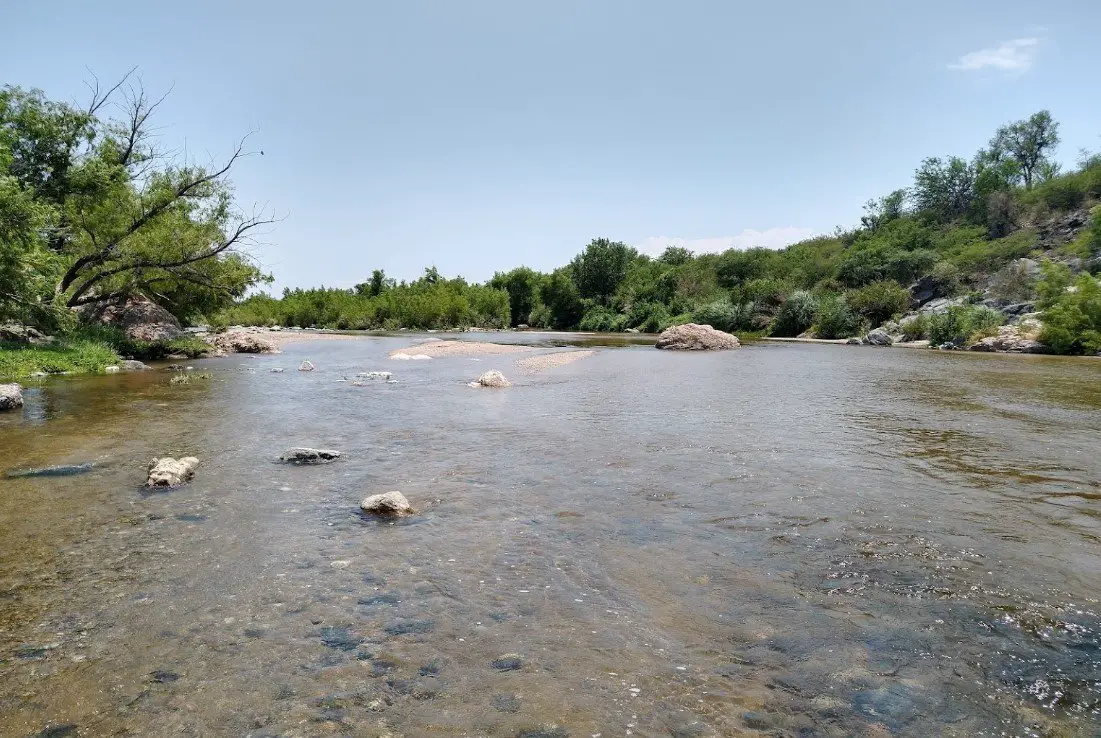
[5, 463, 95, 479]
[82, 293, 183, 341]
[360, 491, 415, 517]
[654, 323, 740, 351]
[279, 448, 341, 464]
[863, 328, 893, 346]
[209, 331, 279, 354]
[119, 359, 152, 371]
[146, 457, 200, 487]
[0, 383, 23, 412]
[471, 370, 511, 388]
[299, 360, 315, 372]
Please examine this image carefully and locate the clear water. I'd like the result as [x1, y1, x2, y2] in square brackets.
[1, 336, 1099, 737]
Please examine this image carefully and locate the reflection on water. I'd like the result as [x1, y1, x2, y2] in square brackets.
[1, 338, 1099, 736]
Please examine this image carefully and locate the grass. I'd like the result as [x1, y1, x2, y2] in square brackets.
[0, 340, 121, 380]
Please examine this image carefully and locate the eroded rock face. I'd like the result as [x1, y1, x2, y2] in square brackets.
[0, 383, 24, 412]
[360, 491, 415, 517]
[209, 331, 279, 355]
[146, 457, 200, 487]
[279, 448, 341, 464]
[654, 323, 740, 351]
[471, 370, 511, 388]
[84, 294, 183, 341]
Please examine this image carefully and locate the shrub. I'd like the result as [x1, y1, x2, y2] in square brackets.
[0, 340, 120, 380]
[578, 306, 625, 332]
[988, 260, 1037, 303]
[771, 290, 819, 336]
[846, 281, 910, 326]
[927, 305, 1004, 346]
[1040, 274, 1101, 354]
[928, 260, 962, 295]
[691, 300, 739, 333]
[900, 314, 928, 341]
[813, 294, 863, 339]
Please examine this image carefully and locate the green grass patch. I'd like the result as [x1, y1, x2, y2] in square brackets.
[72, 325, 213, 360]
[0, 340, 121, 380]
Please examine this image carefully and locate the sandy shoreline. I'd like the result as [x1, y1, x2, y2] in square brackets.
[516, 350, 594, 373]
[388, 339, 534, 358]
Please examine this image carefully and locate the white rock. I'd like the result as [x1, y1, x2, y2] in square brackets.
[0, 383, 23, 411]
[360, 491, 415, 517]
[146, 457, 200, 487]
[299, 360, 315, 372]
[104, 365, 121, 374]
[471, 370, 511, 388]
[357, 371, 392, 380]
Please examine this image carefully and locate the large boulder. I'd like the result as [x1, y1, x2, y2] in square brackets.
[360, 491, 415, 517]
[471, 370, 511, 388]
[0, 323, 50, 344]
[146, 457, 200, 487]
[84, 294, 183, 341]
[209, 331, 279, 355]
[863, 328, 893, 346]
[0, 383, 24, 412]
[908, 275, 944, 308]
[654, 323, 740, 351]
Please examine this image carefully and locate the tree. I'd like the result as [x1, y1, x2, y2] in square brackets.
[569, 238, 636, 305]
[489, 266, 541, 326]
[658, 245, 692, 266]
[354, 269, 389, 297]
[912, 156, 976, 222]
[860, 189, 907, 232]
[989, 110, 1060, 189]
[0, 75, 271, 324]
[539, 268, 583, 328]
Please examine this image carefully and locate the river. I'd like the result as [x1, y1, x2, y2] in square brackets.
[1, 335, 1099, 737]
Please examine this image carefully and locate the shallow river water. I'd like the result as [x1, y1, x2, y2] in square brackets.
[1, 335, 1099, 737]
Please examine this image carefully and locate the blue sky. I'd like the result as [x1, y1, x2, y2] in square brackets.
[4, 1, 1099, 292]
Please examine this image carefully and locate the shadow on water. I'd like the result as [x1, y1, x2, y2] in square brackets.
[0, 338, 1099, 736]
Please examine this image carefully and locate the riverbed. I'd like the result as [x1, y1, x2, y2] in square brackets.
[1, 335, 1099, 736]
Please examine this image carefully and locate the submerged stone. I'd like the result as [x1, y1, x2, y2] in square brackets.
[357, 592, 401, 607]
[318, 626, 363, 651]
[150, 669, 180, 683]
[517, 726, 569, 738]
[384, 619, 435, 636]
[35, 725, 78, 738]
[5, 463, 94, 479]
[278, 447, 341, 464]
[491, 653, 524, 671]
[492, 693, 521, 713]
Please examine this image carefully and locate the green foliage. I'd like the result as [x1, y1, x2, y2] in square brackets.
[569, 238, 636, 305]
[927, 305, 1004, 346]
[988, 260, 1037, 303]
[578, 305, 626, 332]
[690, 300, 740, 333]
[846, 280, 910, 326]
[813, 295, 863, 339]
[0, 339, 119, 379]
[900, 314, 928, 341]
[1039, 274, 1101, 354]
[771, 290, 818, 336]
[913, 156, 976, 222]
[72, 324, 212, 360]
[490, 266, 541, 326]
[1035, 261, 1075, 309]
[539, 269, 584, 329]
[989, 110, 1060, 189]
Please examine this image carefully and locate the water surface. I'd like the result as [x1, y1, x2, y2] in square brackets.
[1, 336, 1099, 736]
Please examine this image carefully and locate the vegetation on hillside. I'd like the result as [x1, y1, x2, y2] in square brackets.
[218, 111, 1101, 354]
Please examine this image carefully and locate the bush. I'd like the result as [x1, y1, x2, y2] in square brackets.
[846, 281, 910, 326]
[690, 300, 739, 333]
[578, 306, 626, 332]
[1040, 274, 1101, 354]
[813, 295, 863, 339]
[73, 325, 213, 360]
[927, 305, 1004, 346]
[771, 290, 819, 336]
[900, 314, 928, 341]
[988, 260, 1037, 303]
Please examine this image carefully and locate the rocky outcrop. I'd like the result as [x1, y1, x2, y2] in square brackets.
[209, 331, 279, 355]
[471, 370, 511, 388]
[0, 383, 24, 411]
[863, 328, 893, 346]
[360, 491, 415, 517]
[654, 323, 740, 351]
[908, 275, 945, 308]
[917, 297, 967, 315]
[83, 294, 183, 341]
[279, 448, 341, 464]
[0, 323, 50, 344]
[968, 325, 1049, 354]
[146, 457, 200, 487]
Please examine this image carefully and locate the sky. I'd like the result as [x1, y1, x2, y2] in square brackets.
[3, 0, 1100, 292]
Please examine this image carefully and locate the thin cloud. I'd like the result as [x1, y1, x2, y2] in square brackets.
[948, 38, 1039, 73]
[636, 227, 817, 258]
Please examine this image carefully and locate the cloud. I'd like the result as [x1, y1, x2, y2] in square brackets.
[948, 38, 1039, 73]
[635, 227, 817, 258]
